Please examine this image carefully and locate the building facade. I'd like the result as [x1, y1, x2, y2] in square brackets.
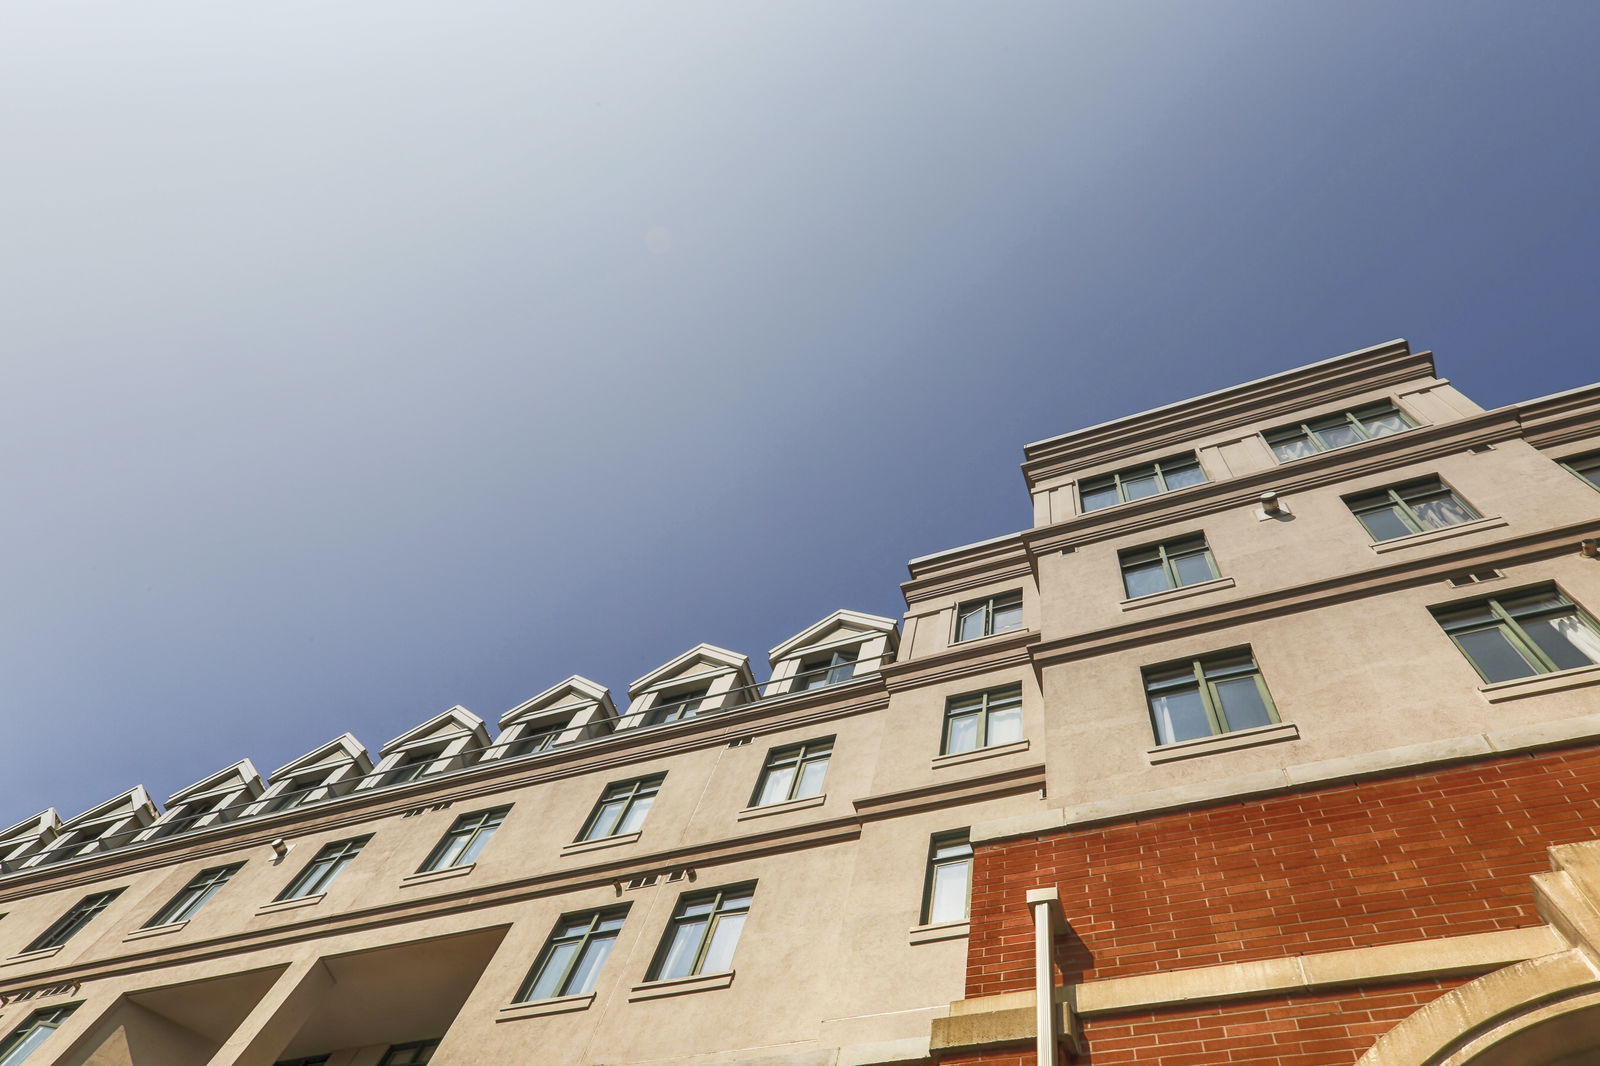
[1, 339, 1598, 1066]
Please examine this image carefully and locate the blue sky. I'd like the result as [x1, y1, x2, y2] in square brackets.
[1, 2, 1596, 825]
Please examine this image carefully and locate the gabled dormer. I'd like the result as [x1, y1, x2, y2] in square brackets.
[765, 610, 899, 696]
[359, 707, 490, 790]
[27, 787, 157, 868]
[488, 676, 616, 760]
[137, 760, 264, 842]
[0, 810, 60, 873]
[248, 733, 373, 815]
[620, 645, 756, 729]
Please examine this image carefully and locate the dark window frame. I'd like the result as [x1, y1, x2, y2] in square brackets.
[1344, 477, 1481, 541]
[646, 883, 755, 982]
[954, 590, 1025, 642]
[0, 1005, 78, 1064]
[24, 890, 124, 953]
[578, 775, 664, 842]
[143, 863, 243, 928]
[1118, 535, 1219, 598]
[1432, 586, 1600, 683]
[941, 685, 1024, 756]
[920, 830, 973, 925]
[515, 906, 629, 1003]
[418, 807, 509, 873]
[1264, 402, 1416, 462]
[274, 836, 370, 902]
[1143, 649, 1280, 746]
[1078, 454, 1207, 513]
[749, 738, 834, 807]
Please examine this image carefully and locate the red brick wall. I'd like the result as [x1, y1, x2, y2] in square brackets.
[967, 744, 1600, 999]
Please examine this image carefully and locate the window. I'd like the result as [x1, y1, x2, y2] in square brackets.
[1144, 651, 1278, 746]
[1344, 478, 1480, 541]
[1265, 402, 1414, 462]
[646, 685, 709, 726]
[0, 1006, 77, 1066]
[275, 836, 370, 901]
[922, 830, 972, 924]
[648, 884, 754, 981]
[942, 685, 1023, 755]
[143, 863, 243, 928]
[516, 907, 628, 1002]
[578, 775, 663, 841]
[1079, 454, 1206, 512]
[418, 807, 508, 872]
[1433, 587, 1600, 684]
[381, 751, 436, 787]
[1119, 536, 1219, 598]
[791, 649, 858, 691]
[264, 778, 323, 814]
[1563, 452, 1600, 491]
[154, 795, 224, 838]
[275, 1057, 331, 1066]
[504, 727, 559, 758]
[24, 890, 123, 953]
[378, 1041, 438, 1066]
[750, 738, 832, 806]
[954, 591, 1024, 642]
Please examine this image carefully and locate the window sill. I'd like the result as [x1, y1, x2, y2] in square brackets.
[736, 794, 826, 821]
[908, 920, 969, 945]
[256, 893, 326, 915]
[949, 626, 1030, 650]
[1147, 721, 1300, 764]
[932, 738, 1030, 770]
[561, 831, 641, 857]
[628, 970, 735, 1001]
[496, 992, 596, 1020]
[1481, 663, 1600, 704]
[4, 945, 64, 966]
[400, 863, 475, 887]
[124, 920, 189, 943]
[1369, 515, 1508, 553]
[1120, 576, 1236, 611]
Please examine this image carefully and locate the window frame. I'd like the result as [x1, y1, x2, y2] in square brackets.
[953, 590, 1024, 643]
[143, 863, 243, 928]
[504, 727, 559, 758]
[578, 775, 664, 842]
[515, 906, 629, 1003]
[1118, 535, 1219, 598]
[749, 738, 834, 807]
[1264, 401, 1416, 462]
[24, 890, 124, 953]
[274, 836, 370, 901]
[790, 648, 859, 692]
[377, 1040, 439, 1066]
[418, 806, 509, 873]
[1561, 451, 1600, 491]
[1143, 650, 1280, 746]
[1432, 587, 1600, 683]
[380, 750, 438, 787]
[1343, 477, 1481, 541]
[920, 830, 973, 925]
[0, 1005, 77, 1066]
[1077, 454, 1207, 513]
[941, 685, 1024, 756]
[646, 883, 755, 982]
[644, 685, 710, 726]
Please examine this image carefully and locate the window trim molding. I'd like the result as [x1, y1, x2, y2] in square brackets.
[1480, 662, 1600, 704]
[908, 919, 970, 945]
[1143, 648, 1280, 746]
[952, 590, 1025, 644]
[931, 738, 1031, 770]
[560, 831, 641, 856]
[736, 794, 827, 820]
[496, 992, 596, 1021]
[1366, 514, 1508, 553]
[1147, 720, 1300, 763]
[255, 892, 326, 915]
[399, 862, 476, 887]
[627, 969, 736, 1001]
[1119, 575, 1236, 611]
[1263, 400, 1419, 464]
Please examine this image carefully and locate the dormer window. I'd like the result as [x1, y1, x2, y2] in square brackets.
[1079, 454, 1206, 513]
[647, 685, 710, 725]
[382, 750, 437, 787]
[153, 795, 223, 839]
[254, 734, 371, 816]
[623, 646, 756, 729]
[791, 649, 857, 692]
[363, 707, 490, 792]
[504, 729, 559, 757]
[1265, 402, 1414, 462]
[765, 611, 898, 698]
[493, 676, 617, 759]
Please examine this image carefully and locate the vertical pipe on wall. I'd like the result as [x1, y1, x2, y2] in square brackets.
[1026, 887, 1061, 1066]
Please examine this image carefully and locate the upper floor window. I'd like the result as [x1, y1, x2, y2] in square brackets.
[377, 1041, 438, 1066]
[0, 1006, 77, 1066]
[1563, 452, 1600, 491]
[649, 884, 754, 981]
[579, 775, 663, 841]
[1265, 402, 1414, 462]
[275, 836, 370, 901]
[381, 751, 436, 787]
[922, 830, 973, 924]
[275, 1057, 331, 1066]
[954, 591, 1023, 642]
[790, 649, 857, 692]
[504, 728, 559, 758]
[1433, 587, 1600, 684]
[1345, 478, 1480, 541]
[1079, 454, 1206, 513]
[516, 907, 628, 1003]
[25, 890, 124, 953]
[1120, 536, 1219, 598]
[751, 738, 832, 807]
[1145, 650, 1278, 746]
[153, 795, 226, 839]
[143, 863, 243, 928]
[645, 685, 709, 726]
[942, 685, 1023, 755]
[418, 807, 508, 872]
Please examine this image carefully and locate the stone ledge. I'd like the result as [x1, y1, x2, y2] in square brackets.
[736, 794, 827, 821]
[931, 739, 1031, 771]
[1369, 514, 1509, 553]
[399, 862, 476, 888]
[496, 991, 596, 1020]
[560, 831, 642, 857]
[1147, 721, 1299, 764]
[1119, 576, 1237, 611]
[123, 920, 189, 943]
[908, 920, 969, 945]
[628, 970, 735, 1001]
[1480, 664, 1600, 704]
[255, 893, 325, 916]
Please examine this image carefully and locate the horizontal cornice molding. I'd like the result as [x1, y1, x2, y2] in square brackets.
[853, 763, 1045, 822]
[880, 632, 1041, 693]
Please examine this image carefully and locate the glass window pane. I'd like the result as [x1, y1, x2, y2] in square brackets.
[526, 940, 578, 1001]
[1360, 411, 1410, 436]
[928, 861, 970, 923]
[1123, 561, 1170, 598]
[945, 713, 979, 754]
[990, 600, 1023, 634]
[616, 793, 654, 835]
[700, 913, 745, 973]
[1120, 474, 1159, 501]
[1456, 629, 1540, 683]
[1522, 615, 1600, 672]
[1149, 689, 1210, 744]
[1213, 677, 1272, 731]
[1315, 423, 1363, 449]
[1162, 463, 1205, 490]
[1357, 507, 1415, 541]
[1171, 552, 1216, 587]
[566, 935, 616, 995]
[1271, 435, 1316, 461]
[755, 766, 796, 806]
[457, 829, 495, 866]
[1502, 590, 1570, 616]
[1080, 483, 1118, 512]
[795, 759, 828, 799]
[587, 799, 626, 839]
[656, 920, 707, 980]
[986, 706, 1024, 746]
[1411, 494, 1473, 529]
[955, 607, 987, 642]
[0, 1027, 55, 1066]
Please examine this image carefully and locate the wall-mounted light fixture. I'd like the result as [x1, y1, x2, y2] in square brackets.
[1582, 539, 1599, 559]
[270, 838, 289, 859]
[1258, 491, 1285, 517]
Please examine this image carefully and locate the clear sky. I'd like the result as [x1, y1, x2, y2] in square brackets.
[2, 1, 1596, 826]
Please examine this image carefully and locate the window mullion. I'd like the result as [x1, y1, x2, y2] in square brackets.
[1504, 618, 1560, 673]
[1194, 661, 1225, 734]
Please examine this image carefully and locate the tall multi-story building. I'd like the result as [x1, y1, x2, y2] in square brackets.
[0, 339, 1597, 1066]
